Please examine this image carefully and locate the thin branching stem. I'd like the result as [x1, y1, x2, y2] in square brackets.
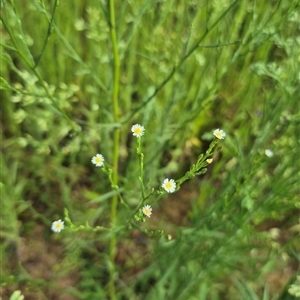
[34, 0, 59, 68]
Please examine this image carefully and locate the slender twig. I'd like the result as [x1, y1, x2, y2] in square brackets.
[198, 40, 241, 48]
[34, 0, 59, 68]
[137, 138, 146, 200]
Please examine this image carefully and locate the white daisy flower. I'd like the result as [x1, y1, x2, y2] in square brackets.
[142, 205, 152, 218]
[162, 178, 176, 193]
[91, 154, 105, 167]
[51, 219, 65, 233]
[131, 124, 145, 137]
[265, 149, 274, 157]
[213, 129, 226, 140]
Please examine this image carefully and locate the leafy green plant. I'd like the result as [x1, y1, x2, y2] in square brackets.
[1, 0, 299, 299]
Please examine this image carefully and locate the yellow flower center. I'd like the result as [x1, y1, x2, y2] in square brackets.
[166, 182, 172, 189]
[216, 132, 222, 138]
[96, 157, 102, 163]
[135, 128, 141, 134]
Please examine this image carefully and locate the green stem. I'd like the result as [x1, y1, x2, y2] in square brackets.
[137, 138, 146, 200]
[34, 0, 59, 68]
[108, 0, 120, 299]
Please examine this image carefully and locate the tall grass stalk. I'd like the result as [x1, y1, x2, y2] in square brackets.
[108, 0, 120, 298]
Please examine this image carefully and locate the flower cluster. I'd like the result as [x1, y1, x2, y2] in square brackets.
[51, 124, 227, 231]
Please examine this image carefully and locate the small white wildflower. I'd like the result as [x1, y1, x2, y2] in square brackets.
[142, 205, 152, 218]
[91, 154, 105, 167]
[51, 219, 65, 233]
[131, 124, 145, 137]
[162, 178, 176, 193]
[213, 129, 226, 140]
[265, 149, 274, 157]
[206, 158, 213, 164]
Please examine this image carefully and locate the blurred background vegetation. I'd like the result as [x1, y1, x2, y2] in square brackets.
[1, 0, 299, 299]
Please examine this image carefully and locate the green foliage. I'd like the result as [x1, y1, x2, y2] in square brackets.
[1, 0, 299, 299]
